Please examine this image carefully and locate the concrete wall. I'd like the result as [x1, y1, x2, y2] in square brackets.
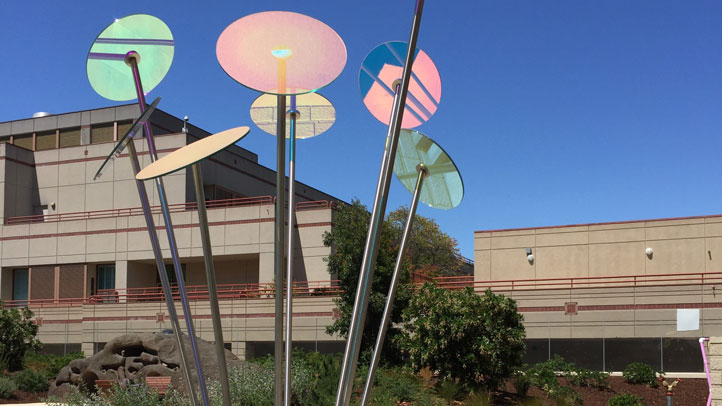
[475, 215, 722, 281]
[710, 337, 722, 403]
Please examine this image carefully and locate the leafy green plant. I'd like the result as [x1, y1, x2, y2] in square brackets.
[466, 390, 493, 406]
[622, 362, 658, 387]
[50, 382, 189, 406]
[24, 351, 85, 379]
[372, 369, 425, 403]
[14, 369, 48, 392]
[514, 370, 531, 397]
[550, 385, 582, 406]
[399, 284, 526, 389]
[435, 379, 464, 405]
[527, 361, 559, 394]
[0, 303, 41, 371]
[568, 368, 609, 389]
[608, 393, 644, 406]
[0, 376, 16, 399]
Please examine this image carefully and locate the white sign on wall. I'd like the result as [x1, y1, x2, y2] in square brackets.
[676, 309, 700, 331]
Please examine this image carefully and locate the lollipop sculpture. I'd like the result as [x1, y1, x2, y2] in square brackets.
[361, 129, 463, 405]
[88, 14, 210, 406]
[217, 12, 346, 406]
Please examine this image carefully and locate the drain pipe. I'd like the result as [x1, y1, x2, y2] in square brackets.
[700, 337, 711, 406]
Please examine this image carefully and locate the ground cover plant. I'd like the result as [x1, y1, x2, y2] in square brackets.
[622, 362, 659, 387]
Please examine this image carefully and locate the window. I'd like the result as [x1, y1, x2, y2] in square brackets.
[161, 264, 186, 285]
[35, 130, 56, 150]
[59, 127, 81, 147]
[12, 269, 28, 302]
[12, 133, 33, 150]
[97, 264, 115, 291]
[90, 123, 114, 144]
[117, 120, 133, 138]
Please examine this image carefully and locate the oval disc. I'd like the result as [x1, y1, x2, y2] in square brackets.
[250, 93, 335, 139]
[393, 129, 463, 210]
[217, 11, 346, 95]
[87, 14, 174, 101]
[360, 41, 441, 129]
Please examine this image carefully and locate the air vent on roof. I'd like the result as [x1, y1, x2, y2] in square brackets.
[32, 112, 52, 118]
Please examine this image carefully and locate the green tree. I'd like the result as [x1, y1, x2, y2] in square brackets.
[0, 302, 41, 370]
[397, 284, 526, 390]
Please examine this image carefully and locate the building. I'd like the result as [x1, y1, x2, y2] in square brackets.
[473, 216, 722, 372]
[0, 105, 344, 358]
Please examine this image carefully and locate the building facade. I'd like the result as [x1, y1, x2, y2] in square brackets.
[0, 105, 344, 358]
[474, 216, 722, 372]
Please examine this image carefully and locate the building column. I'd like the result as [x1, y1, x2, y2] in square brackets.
[710, 337, 722, 403]
[258, 252, 274, 285]
[115, 260, 128, 303]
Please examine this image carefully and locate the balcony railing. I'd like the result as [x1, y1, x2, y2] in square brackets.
[5, 197, 336, 225]
[3, 271, 720, 309]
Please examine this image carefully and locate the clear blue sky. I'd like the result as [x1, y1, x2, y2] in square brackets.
[2, 1, 721, 259]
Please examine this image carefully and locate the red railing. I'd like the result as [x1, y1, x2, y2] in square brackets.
[5, 196, 336, 225]
[3, 271, 720, 309]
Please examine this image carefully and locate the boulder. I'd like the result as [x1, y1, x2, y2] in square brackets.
[49, 332, 241, 399]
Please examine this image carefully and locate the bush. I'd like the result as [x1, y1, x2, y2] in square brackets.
[24, 351, 85, 379]
[514, 371, 531, 397]
[550, 385, 582, 406]
[399, 284, 526, 389]
[53, 381, 189, 406]
[0, 303, 41, 371]
[622, 362, 658, 387]
[0, 376, 16, 399]
[14, 369, 48, 392]
[608, 393, 644, 406]
[568, 369, 609, 389]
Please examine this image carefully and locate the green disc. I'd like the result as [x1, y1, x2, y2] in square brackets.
[87, 14, 174, 101]
[393, 129, 464, 210]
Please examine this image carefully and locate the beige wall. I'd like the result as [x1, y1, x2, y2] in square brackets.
[475, 215, 722, 281]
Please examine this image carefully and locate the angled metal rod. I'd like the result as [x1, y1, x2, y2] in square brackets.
[125, 52, 209, 406]
[124, 139, 198, 406]
[274, 93, 287, 406]
[361, 167, 425, 406]
[335, 1, 425, 404]
[192, 163, 231, 406]
[284, 105, 299, 406]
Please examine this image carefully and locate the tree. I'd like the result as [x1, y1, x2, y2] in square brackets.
[323, 199, 464, 363]
[397, 284, 526, 390]
[0, 303, 41, 370]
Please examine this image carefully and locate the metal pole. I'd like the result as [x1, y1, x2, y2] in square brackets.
[335, 1, 425, 405]
[125, 139, 198, 406]
[192, 163, 232, 406]
[274, 93, 287, 406]
[361, 167, 425, 406]
[125, 51, 209, 406]
[284, 103, 298, 406]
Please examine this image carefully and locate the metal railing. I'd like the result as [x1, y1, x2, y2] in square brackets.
[4, 271, 720, 309]
[5, 197, 336, 225]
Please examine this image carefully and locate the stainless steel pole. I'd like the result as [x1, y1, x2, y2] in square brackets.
[335, 1, 425, 404]
[360, 167, 425, 406]
[284, 105, 298, 406]
[192, 163, 232, 406]
[125, 138, 198, 406]
[274, 94, 287, 406]
[125, 52, 209, 406]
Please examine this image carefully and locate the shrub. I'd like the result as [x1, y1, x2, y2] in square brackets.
[54, 381, 189, 406]
[622, 362, 658, 387]
[398, 284, 526, 389]
[550, 385, 582, 406]
[466, 390, 493, 406]
[14, 369, 48, 392]
[0, 303, 41, 371]
[527, 361, 558, 394]
[568, 368, 609, 389]
[608, 393, 644, 406]
[514, 371, 531, 397]
[24, 351, 85, 379]
[0, 376, 16, 399]
[435, 379, 464, 405]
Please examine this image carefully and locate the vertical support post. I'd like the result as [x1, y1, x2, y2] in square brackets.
[192, 163, 232, 406]
[125, 51, 209, 406]
[361, 167, 425, 406]
[284, 102, 298, 406]
[274, 93, 287, 406]
[125, 138, 198, 406]
[335, 2, 425, 405]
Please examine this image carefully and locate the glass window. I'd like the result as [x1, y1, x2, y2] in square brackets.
[91, 123, 114, 144]
[162, 264, 186, 285]
[97, 264, 115, 290]
[117, 120, 133, 138]
[13, 269, 28, 302]
[12, 133, 33, 150]
[59, 127, 81, 148]
[35, 130, 56, 150]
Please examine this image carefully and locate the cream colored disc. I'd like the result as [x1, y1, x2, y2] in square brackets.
[136, 126, 250, 180]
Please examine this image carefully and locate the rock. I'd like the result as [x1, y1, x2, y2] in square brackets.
[48, 332, 242, 400]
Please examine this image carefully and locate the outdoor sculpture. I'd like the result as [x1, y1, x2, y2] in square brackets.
[48, 333, 241, 399]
